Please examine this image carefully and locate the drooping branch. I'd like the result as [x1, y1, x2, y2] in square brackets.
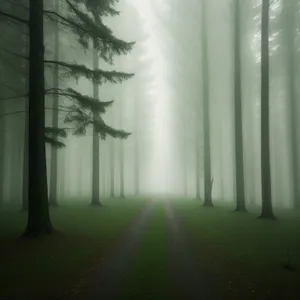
[44, 60, 134, 84]
[45, 87, 114, 113]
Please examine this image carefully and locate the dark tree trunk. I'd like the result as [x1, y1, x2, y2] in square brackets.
[286, 1, 299, 209]
[22, 97, 29, 210]
[49, 0, 59, 206]
[234, 0, 246, 212]
[195, 116, 201, 200]
[0, 82, 5, 206]
[260, 0, 275, 219]
[23, 0, 54, 236]
[91, 38, 102, 206]
[201, 0, 213, 207]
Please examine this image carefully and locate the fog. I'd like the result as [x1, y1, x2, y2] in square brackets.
[0, 0, 299, 206]
[1, 1, 300, 299]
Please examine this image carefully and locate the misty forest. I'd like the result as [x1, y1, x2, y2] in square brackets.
[1, 0, 300, 299]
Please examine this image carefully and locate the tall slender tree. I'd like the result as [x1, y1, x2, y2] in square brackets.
[284, 0, 299, 209]
[110, 137, 115, 198]
[233, 0, 246, 211]
[49, 0, 60, 206]
[260, 0, 275, 219]
[119, 97, 125, 198]
[201, 0, 213, 207]
[24, 0, 53, 235]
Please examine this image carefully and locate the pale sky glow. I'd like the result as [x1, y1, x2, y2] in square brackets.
[131, 0, 175, 195]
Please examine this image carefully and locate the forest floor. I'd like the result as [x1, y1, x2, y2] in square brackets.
[1, 198, 300, 300]
[172, 199, 300, 300]
[0, 198, 147, 300]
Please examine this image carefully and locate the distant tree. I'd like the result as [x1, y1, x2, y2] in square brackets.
[260, 0, 275, 219]
[201, 0, 213, 207]
[110, 137, 115, 198]
[233, 0, 246, 212]
[283, 0, 300, 209]
[68, 0, 134, 205]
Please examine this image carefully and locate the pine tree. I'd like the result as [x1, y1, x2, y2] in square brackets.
[283, 0, 299, 209]
[201, 0, 213, 207]
[233, 0, 246, 212]
[72, 0, 134, 205]
[48, 0, 60, 207]
[0, 0, 134, 235]
[260, 0, 275, 219]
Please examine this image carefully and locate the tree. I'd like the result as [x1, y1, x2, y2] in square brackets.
[260, 0, 275, 219]
[201, 0, 213, 207]
[67, 0, 134, 205]
[283, 0, 300, 209]
[110, 137, 115, 197]
[233, 0, 246, 212]
[24, 0, 53, 235]
[48, 0, 60, 206]
[0, 0, 134, 235]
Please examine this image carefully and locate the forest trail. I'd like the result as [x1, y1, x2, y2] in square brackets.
[61, 199, 224, 300]
[60, 200, 154, 300]
[165, 200, 225, 300]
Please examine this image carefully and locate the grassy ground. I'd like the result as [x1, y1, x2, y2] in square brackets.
[0, 198, 147, 300]
[172, 199, 300, 300]
[123, 201, 171, 300]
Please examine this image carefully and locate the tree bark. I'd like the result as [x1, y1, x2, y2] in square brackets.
[234, 0, 246, 212]
[91, 38, 102, 206]
[23, 0, 54, 236]
[119, 101, 125, 198]
[260, 0, 275, 219]
[201, 0, 213, 207]
[49, 0, 59, 206]
[195, 115, 201, 200]
[286, 1, 299, 209]
[110, 137, 115, 198]
[0, 76, 5, 206]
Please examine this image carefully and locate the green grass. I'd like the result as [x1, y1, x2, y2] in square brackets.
[172, 199, 300, 300]
[123, 201, 171, 300]
[0, 198, 147, 300]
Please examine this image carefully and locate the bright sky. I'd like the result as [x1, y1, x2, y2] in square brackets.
[130, 0, 176, 195]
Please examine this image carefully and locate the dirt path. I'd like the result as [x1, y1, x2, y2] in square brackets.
[165, 200, 225, 300]
[57, 199, 226, 300]
[59, 200, 154, 300]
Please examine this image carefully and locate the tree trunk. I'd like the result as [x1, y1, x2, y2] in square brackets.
[260, 0, 275, 219]
[23, 0, 54, 236]
[195, 116, 201, 200]
[110, 138, 115, 198]
[0, 80, 5, 206]
[234, 0, 246, 212]
[119, 101, 125, 198]
[49, 0, 59, 206]
[22, 97, 29, 210]
[134, 94, 140, 196]
[286, 1, 299, 209]
[201, 0, 213, 207]
[91, 37, 102, 205]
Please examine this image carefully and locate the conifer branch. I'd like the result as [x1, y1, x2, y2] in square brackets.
[44, 60, 134, 84]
